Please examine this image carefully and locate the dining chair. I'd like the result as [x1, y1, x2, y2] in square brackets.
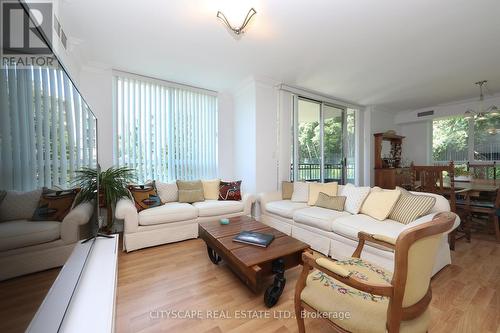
[294, 213, 456, 333]
[467, 162, 497, 181]
[409, 162, 469, 249]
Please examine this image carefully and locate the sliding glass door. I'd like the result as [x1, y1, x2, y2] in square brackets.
[293, 97, 356, 184]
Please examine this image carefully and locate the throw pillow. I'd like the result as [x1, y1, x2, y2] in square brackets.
[340, 183, 371, 214]
[0, 188, 43, 222]
[155, 181, 178, 203]
[389, 187, 436, 224]
[282, 181, 294, 200]
[315, 192, 346, 211]
[308, 182, 338, 206]
[360, 187, 401, 220]
[291, 182, 309, 202]
[128, 184, 162, 212]
[32, 188, 80, 222]
[219, 180, 242, 201]
[177, 180, 205, 203]
[202, 179, 220, 200]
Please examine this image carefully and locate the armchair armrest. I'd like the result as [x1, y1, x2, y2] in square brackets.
[352, 232, 396, 258]
[299, 252, 393, 297]
[115, 198, 139, 234]
[258, 191, 283, 215]
[61, 201, 94, 244]
[241, 193, 256, 215]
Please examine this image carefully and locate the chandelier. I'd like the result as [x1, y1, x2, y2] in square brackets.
[463, 80, 499, 120]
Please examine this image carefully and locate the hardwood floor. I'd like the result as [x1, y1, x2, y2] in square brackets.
[1, 237, 498, 333]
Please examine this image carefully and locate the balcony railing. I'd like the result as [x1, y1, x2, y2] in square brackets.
[291, 163, 355, 183]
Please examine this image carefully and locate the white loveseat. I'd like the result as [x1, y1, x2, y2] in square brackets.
[116, 194, 255, 252]
[259, 185, 460, 276]
[0, 190, 93, 281]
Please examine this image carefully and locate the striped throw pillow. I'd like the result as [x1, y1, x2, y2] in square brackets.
[389, 187, 436, 224]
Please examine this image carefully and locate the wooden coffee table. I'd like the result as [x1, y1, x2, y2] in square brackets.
[198, 216, 310, 307]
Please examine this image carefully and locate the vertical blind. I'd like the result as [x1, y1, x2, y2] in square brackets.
[113, 73, 218, 182]
[0, 65, 97, 191]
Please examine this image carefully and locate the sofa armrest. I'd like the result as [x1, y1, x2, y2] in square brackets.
[241, 193, 256, 215]
[61, 201, 94, 244]
[258, 191, 283, 215]
[115, 198, 139, 234]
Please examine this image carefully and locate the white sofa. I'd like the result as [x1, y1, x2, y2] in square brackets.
[259, 185, 460, 276]
[0, 201, 93, 281]
[115, 194, 255, 252]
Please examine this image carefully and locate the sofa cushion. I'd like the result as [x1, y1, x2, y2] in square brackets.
[339, 184, 370, 214]
[315, 193, 346, 211]
[331, 214, 407, 244]
[155, 181, 178, 203]
[294, 207, 351, 232]
[266, 200, 308, 219]
[192, 200, 243, 217]
[0, 189, 43, 222]
[0, 220, 60, 251]
[138, 202, 198, 226]
[389, 187, 436, 224]
[308, 182, 338, 206]
[202, 179, 220, 200]
[128, 184, 161, 211]
[360, 187, 401, 221]
[291, 182, 309, 202]
[282, 181, 294, 200]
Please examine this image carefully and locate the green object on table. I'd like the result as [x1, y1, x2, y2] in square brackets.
[220, 218, 230, 225]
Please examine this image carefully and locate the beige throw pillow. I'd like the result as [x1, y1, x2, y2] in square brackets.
[176, 180, 205, 203]
[291, 182, 309, 202]
[315, 192, 346, 211]
[202, 179, 220, 200]
[389, 187, 436, 224]
[360, 187, 401, 220]
[282, 181, 293, 200]
[308, 182, 338, 206]
[155, 181, 178, 203]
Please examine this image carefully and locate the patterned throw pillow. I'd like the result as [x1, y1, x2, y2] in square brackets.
[155, 181, 178, 203]
[0, 189, 43, 222]
[177, 180, 205, 203]
[128, 184, 162, 212]
[32, 188, 80, 221]
[282, 181, 293, 200]
[315, 192, 347, 211]
[339, 183, 371, 214]
[219, 180, 242, 201]
[389, 187, 436, 224]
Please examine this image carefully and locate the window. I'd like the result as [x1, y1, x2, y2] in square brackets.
[432, 114, 500, 163]
[113, 72, 218, 182]
[292, 96, 357, 184]
[0, 66, 97, 191]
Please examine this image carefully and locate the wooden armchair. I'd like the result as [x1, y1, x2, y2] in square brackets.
[409, 162, 469, 249]
[294, 213, 455, 333]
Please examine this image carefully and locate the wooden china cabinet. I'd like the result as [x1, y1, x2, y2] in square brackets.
[374, 132, 406, 189]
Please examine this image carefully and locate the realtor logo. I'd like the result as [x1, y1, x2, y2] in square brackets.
[2, 1, 52, 55]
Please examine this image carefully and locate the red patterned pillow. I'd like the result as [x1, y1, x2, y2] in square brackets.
[219, 181, 242, 201]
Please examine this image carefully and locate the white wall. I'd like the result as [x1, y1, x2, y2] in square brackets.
[362, 106, 401, 186]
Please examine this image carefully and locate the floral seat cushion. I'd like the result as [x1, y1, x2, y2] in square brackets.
[300, 257, 430, 333]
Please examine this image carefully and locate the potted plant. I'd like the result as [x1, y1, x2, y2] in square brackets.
[74, 166, 136, 232]
[454, 166, 473, 182]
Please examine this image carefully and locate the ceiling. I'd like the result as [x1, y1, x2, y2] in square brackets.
[60, 0, 500, 111]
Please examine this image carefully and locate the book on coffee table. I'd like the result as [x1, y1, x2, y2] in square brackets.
[233, 231, 275, 248]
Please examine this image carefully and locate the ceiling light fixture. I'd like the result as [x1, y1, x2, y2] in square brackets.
[217, 8, 256, 36]
[464, 80, 499, 121]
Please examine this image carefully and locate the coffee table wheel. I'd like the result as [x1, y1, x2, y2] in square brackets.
[264, 258, 286, 308]
[207, 246, 222, 265]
